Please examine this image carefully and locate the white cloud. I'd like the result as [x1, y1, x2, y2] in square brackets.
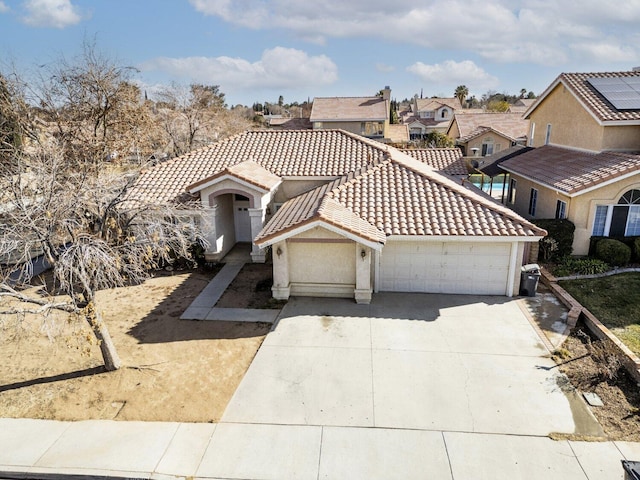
[140, 47, 338, 92]
[188, 0, 639, 66]
[0, 2, 9, 13]
[22, 0, 81, 28]
[407, 60, 498, 89]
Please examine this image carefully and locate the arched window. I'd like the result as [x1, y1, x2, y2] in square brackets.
[441, 108, 448, 119]
[618, 189, 640, 205]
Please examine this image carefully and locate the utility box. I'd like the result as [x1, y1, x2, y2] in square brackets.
[519, 263, 540, 297]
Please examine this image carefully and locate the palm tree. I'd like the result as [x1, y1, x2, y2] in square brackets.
[455, 85, 469, 108]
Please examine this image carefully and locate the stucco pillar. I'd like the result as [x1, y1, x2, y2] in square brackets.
[248, 208, 266, 263]
[202, 205, 218, 261]
[271, 241, 290, 300]
[354, 244, 372, 304]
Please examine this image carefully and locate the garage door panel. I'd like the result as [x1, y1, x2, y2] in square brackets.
[380, 241, 512, 295]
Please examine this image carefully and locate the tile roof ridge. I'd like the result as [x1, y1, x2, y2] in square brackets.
[387, 146, 545, 235]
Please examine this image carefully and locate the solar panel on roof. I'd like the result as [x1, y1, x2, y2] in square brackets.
[588, 76, 640, 110]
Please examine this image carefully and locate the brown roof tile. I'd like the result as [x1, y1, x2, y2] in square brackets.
[256, 145, 545, 244]
[129, 129, 388, 204]
[414, 97, 462, 112]
[401, 148, 468, 176]
[450, 113, 529, 142]
[500, 145, 640, 195]
[310, 96, 388, 122]
[187, 160, 281, 192]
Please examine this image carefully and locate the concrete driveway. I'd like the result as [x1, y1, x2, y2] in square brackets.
[222, 293, 596, 437]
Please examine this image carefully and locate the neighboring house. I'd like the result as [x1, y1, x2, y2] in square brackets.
[447, 113, 530, 157]
[508, 98, 536, 114]
[402, 97, 462, 138]
[130, 129, 545, 304]
[501, 70, 640, 255]
[310, 87, 390, 140]
[385, 123, 410, 144]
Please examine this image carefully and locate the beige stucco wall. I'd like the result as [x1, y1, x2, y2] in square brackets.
[463, 132, 513, 157]
[510, 172, 640, 255]
[508, 175, 571, 221]
[529, 84, 605, 150]
[287, 226, 356, 296]
[572, 178, 640, 255]
[602, 125, 640, 151]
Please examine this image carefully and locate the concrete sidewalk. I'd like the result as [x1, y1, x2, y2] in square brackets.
[1, 417, 640, 479]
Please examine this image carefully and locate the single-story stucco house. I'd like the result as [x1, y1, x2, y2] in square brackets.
[131, 129, 545, 303]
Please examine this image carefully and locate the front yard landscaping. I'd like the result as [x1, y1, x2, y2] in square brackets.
[559, 272, 640, 356]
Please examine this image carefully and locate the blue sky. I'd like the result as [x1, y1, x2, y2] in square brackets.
[1, 0, 639, 107]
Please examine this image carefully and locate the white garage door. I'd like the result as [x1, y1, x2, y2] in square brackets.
[379, 241, 512, 295]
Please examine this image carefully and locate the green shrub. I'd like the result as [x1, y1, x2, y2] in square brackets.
[595, 238, 631, 267]
[535, 219, 575, 261]
[552, 257, 610, 277]
[635, 238, 640, 261]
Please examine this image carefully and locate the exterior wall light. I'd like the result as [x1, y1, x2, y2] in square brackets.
[276, 246, 282, 257]
[360, 249, 366, 260]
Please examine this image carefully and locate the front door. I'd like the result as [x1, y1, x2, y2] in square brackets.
[234, 195, 251, 242]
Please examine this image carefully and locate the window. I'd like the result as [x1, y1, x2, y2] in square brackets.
[441, 108, 448, 119]
[626, 206, 640, 236]
[545, 124, 552, 145]
[592, 205, 608, 236]
[481, 139, 494, 156]
[508, 178, 517, 204]
[529, 123, 535, 147]
[421, 111, 433, 118]
[555, 200, 567, 219]
[528, 188, 538, 216]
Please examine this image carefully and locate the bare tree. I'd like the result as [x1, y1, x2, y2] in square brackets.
[28, 39, 159, 169]
[0, 142, 204, 370]
[154, 83, 253, 157]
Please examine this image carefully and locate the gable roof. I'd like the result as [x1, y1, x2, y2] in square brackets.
[401, 148, 468, 177]
[310, 96, 388, 122]
[129, 130, 389, 204]
[187, 160, 281, 193]
[500, 145, 640, 196]
[415, 97, 462, 112]
[129, 129, 545, 244]
[448, 112, 529, 142]
[526, 71, 640, 123]
[256, 144, 545, 245]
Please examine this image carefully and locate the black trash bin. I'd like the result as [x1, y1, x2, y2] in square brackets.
[622, 460, 640, 480]
[519, 263, 541, 297]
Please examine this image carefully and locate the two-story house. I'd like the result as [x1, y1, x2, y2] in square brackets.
[403, 97, 462, 139]
[499, 70, 640, 255]
[310, 87, 398, 141]
[446, 112, 530, 157]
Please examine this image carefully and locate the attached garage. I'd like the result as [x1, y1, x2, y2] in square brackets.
[379, 240, 514, 295]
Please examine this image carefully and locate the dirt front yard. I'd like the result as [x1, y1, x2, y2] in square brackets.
[0, 269, 271, 422]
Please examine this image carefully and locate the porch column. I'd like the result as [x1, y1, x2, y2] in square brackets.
[248, 207, 266, 263]
[202, 205, 219, 261]
[354, 244, 372, 304]
[271, 241, 290, 300]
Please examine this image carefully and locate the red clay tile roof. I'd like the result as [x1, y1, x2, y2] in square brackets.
[256, 145, 545, 244]
[129, 128, 544, 243]
[310, 96, 388, 122]
[449, 113, 529, 142]
[187, 160, 281, 193]
[401, 148, 468, 177]
[129, 130, 388, 204]
[529, 71, 640, 123]
[500, 145, 640, 195]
